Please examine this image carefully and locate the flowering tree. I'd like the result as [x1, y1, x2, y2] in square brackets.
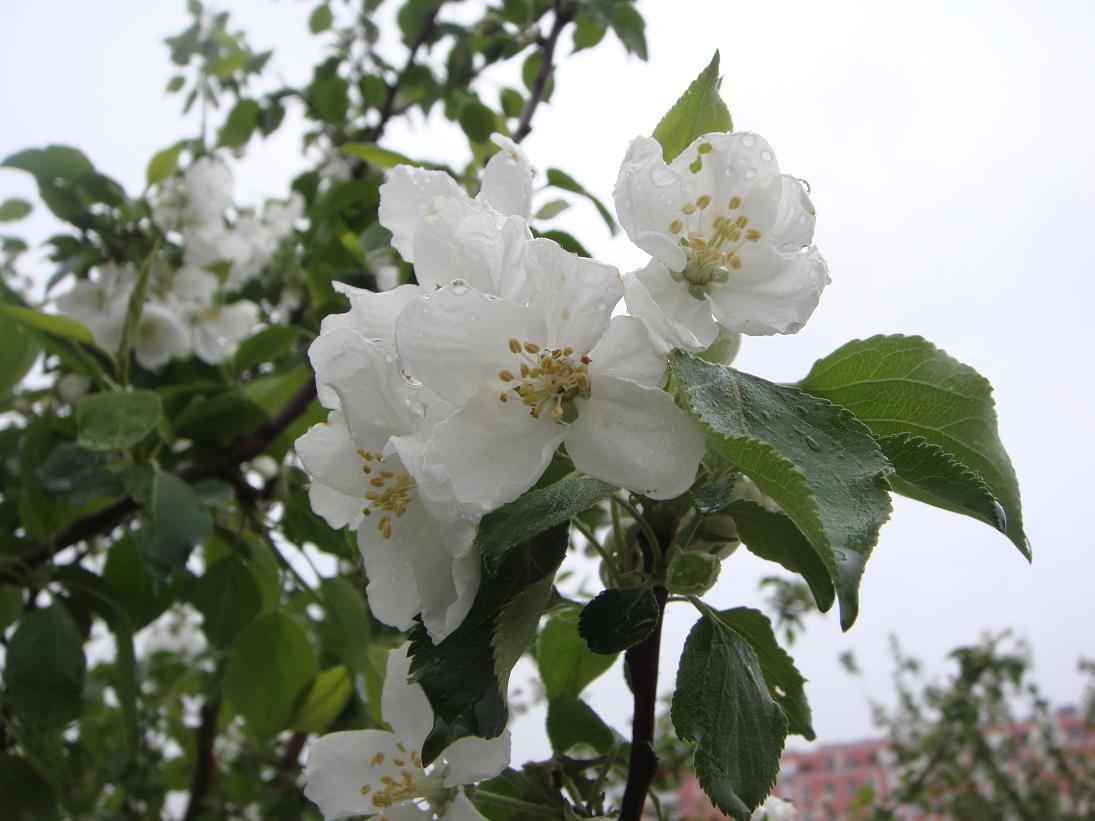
[0, 2, 1028, 819]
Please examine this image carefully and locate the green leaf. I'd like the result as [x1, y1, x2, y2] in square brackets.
[579, 587, 659, 654]
[339, 142, 420, 169]
[672, 607, 787, 819]
[146, 144, 183, 186]
[409, 525, 568, 763]
[102, 534, 180, 629]
[545, 168, 616, 234]
[710, 607, 813, 739]
[671, 352, 892, 630]
[3, 145, 94, 180]
[607, 2, 648, 59]
[292, 666, 352, 732]
[0, 198, 32, 222]
[500, 87, 524, 118]
[533, 198, 570, 221]
[0, 304, 96, 346]
[233, 325, 300, 371]
[134, 470, 213, 575]
[800, 335, 1028, 557]
[572, 16, 607, 52]
[309, 3, 333, 33]
[0, 321, 38, 398]
[459, 99, 496, 143]
[725, 500, 835, 613]
[547, 696, 615, 755]
[317, 576, 372, 676]
[4, 604, 86, 730]
[0, 586, 21, 633]
[166, 75, 186, 93]
[206, 50, 249, 78]
[537, 617, 616, 698]
[476, 473, 616, 571]
[652, 51, 732, 163]
[225, 612, 319, 742]
[397, 0, 442, 46]
[191, 557, 262, 646]
[311, 76, 350, 123]
[666, 549, 721, 596]
[219, 98, 260, 148]
[0, 755, 58, 820]
[76, 389, 162, 451]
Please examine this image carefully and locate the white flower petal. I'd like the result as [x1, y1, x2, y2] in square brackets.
[523, 238, 621, 353]
[479, 134, 533, 218]
[134, 303, 191, 369]
[424, 396, 565, 512]
[322, 283, 425, 344]
[191, 300, 259, 364]
[307, 481, 365, 530]
[382, 643, 434, 754]
[422, 545, 479, 644]
[303, 729, 410, 820]
[395, 284, 547, 408]
[309, 327, 423, 442]
[586, 315, 667, 389]
[358, 518, 422, 633]
[624, 263, 719, 353]
[295, 413, 371, 498]
[440, 729, 511, 788]
[613, 136, 683, 264]
[566, 376, 703, 499]
[770, 175, 816, 251]
[440, 790, 490, 821]
[379, 166, 466, 261]
[170, 266, 219, 305]
[707, 243, 829, 336]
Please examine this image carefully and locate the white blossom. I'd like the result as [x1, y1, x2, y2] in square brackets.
[304, 644, 509, 821]
[614, 132, 829, 351]
[132, 302, 191, 370]
[55, 262, 136, 351]
[750, 795, 797, 820]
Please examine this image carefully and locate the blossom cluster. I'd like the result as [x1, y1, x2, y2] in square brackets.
[56, 155, 302, 369]
[296, 132, 826, 818]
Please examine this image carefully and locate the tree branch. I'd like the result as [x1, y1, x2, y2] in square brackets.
[0, 376, 317, 585]
[182, 693, 222, 821]
[513, 0, 574, 144]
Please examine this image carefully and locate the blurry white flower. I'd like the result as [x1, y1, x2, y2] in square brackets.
[55, 262, 136, 351]
[190, 300, 260, 365]
[304, 643, 509, 821]
[751, 795, 797, 820]
[133, 302, 191, 370]
[614, 133, 829, 351]
[249, 455, 280, 480]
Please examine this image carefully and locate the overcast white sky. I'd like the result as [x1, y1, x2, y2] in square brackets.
[3, 0, 1095, 765]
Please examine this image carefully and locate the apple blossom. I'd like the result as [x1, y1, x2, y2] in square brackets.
[304, 643, 509, 821]
[614, 132, 829, 351]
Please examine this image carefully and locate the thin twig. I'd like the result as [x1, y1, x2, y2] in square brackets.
[513, 0, 574, 144]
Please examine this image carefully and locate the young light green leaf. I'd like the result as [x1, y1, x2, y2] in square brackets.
[225, 612, 319, 742]
[671, 352, 892, 630]
[291, 666, 352, 733]
[309, 3, 333, 33]
[0, 198, 32, 222]
[537, 617, 617, 698]
[476, 473, 616, 570]
[76, 390, 162, 451]
[4, 604, 87, 730]
[145, 144, 182, 186]
[579, 587, 659, 655]
[0, 304, 96, 346]
[219, 98, 260, 148]
[800, 335, 1028, 558]
[652, 51, 732, 163]
[533, 198, 570, 221]
[340, 142, 420, 169]
[672, 609, 787, 819]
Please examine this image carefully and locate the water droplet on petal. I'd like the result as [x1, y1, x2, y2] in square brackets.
[450, 280, 468, 295]
[760, 149, 774, 163]
[745, 168, 758, 181]
[742, 134, 757, 149]
[651, 165, 677, 187]
[834, 549, 848, 562]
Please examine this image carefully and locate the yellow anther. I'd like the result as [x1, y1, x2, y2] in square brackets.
[523, 341, 540, 354]
[669, 219, 683, 234]
[746, 228, 762, 241]
[696, 194, 711, 209]
[735, 215, 749, 229]
[520, 363, 530, 377]
[729, 196, 742, 210]
[499, 369, 515, 382]
[580, 355, 592, 364]
[356, 448, 369, 458]
[379, 517, 392, 539]
[379, 775, 395, 786]
[360, 784, 372, 796]
[530, 407, 541, 419]
[563, 346, 573, 355]
[410, 751, 421, 766]
[508, 338, 522, 353]
[729, 253, 742, 270]
[499, 392, 509, 402]
[379, 470, 394, 478]
[575, 373, 590, 390]
[362, 465, 372, 474]
[550, 405, 564, 420]
[393, 758, 405, 767]
[396, 742, 407, 753]
[372, 752, 385, 766]
[370, 476, 387, 487]
[682, 202, 696, 215]
[730, 229, 742, 243]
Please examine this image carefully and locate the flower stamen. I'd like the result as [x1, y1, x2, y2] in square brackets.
[497, 340, 592, 423]
[358, 450, 415, 539]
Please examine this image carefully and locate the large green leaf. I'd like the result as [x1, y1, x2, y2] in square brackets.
[546, 696, 615, 756]
[672, 608, 787, 819]
[76, 390, 162, 451]
[0, 321, 38, 399]
[291, 666, 352, 733]
[409, 525, 569, 763]
[225, 612, 319, 742]
[4, 604, 87, 730]
[191, 557, 262, 647]
[710, 607, 813, 740]
[476, 473, 616, 570]
[651, 51, 732, 162]
[536, 617, 616, 699]
[800, 335, 1028, 558]
[0, 304, 96, 346]
[578, 586, 659, 654]
[3, 145, 94, 180]
[340, 142, 420, 169]
[0, 755, 58, 820]
[134, 470, 213, 576]
[671, 352, 892, 629]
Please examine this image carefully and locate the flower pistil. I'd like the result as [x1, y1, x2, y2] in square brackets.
[498, 338, 591, 422]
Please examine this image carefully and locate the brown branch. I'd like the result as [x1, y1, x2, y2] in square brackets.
[0, 376, 317, 585]
[512, 0, 574, 144]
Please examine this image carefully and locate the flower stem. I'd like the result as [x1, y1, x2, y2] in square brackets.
[612, 495, 663, 573]
[571, 516, 618, 585]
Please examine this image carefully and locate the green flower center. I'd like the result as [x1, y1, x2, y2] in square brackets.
[668, 194, 762, 300]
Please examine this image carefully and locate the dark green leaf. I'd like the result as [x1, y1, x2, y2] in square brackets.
[233, 325, 300, 371]
[665, 549, 721, 595]
[318, 576, 371, 675]
[102, 534, 180, 629]
[537, 617, 616, 698]
[459, 99, 496, 143]
[533, 229, 591, 257]
[652, 51, 732, 162]
[0, 304, 96, 346]
[76, 389, 162, 451]
[0, 586, 21, 632]
[309, 3, 333, 33]
[397, 0, 442, 46]
[219, 98, 260, 148]
[500, 87, 524, 119]
[726, 500, 835, 613]
[225, 612, 319, 741]
[672, 607, 787, 819]
[409, 525, 568, 763]
[711, 607, 813, 739]
[671, 352, 892, 629]
[547, 696, 615, 755]
[0, 321, 38, 398]
[801, 335, 1028, 557]
[572, 17, 607, 52]
[135, 470, 213, 575]
[171, 392, 268, 445]
[0, 755, 58, 820]
[192, 557, 262, 646]
[311, 76, 350, 123]
[544, 168, 616, 233]
[292, 666, 352, 732]
[579, 586, 659, 654]
[0, 198, 32, 222]
[5, 604, 86, 730]
[3, 145, 94, 180]
[476, 473, 616, 570]
[607, 2, 647, 59]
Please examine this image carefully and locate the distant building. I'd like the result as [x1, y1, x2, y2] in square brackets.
[672, 707, 1095, 820]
